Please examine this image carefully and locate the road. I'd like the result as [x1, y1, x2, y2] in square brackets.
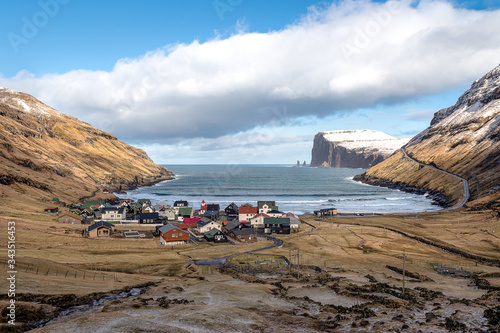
[401, 147, 470, 210]
[193, 151, 471, 266]
[192, 233, 283, 266]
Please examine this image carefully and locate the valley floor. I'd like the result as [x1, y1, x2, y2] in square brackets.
[1, 198, 500, 332]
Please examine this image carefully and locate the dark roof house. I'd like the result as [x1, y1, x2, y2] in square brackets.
[139, 212, 160, 224]
[224, 202, 239, 217]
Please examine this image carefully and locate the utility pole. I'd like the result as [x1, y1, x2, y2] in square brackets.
[289, 248, 299, 276]
[402, 249, 406, 297]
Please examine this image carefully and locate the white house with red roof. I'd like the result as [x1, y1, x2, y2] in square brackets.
[249, 213, 270, 229]
[239, 206, 258, 222]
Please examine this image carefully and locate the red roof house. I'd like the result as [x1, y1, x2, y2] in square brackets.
[183, 217, 202, 224]
[239, 206, 258, 222]
[174, 223, 197, 230]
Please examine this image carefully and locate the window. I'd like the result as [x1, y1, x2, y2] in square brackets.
[172, 233, 177, 238]
[98, 229, 109, 236]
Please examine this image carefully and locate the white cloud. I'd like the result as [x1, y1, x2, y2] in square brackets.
[1, 0, 500, 147]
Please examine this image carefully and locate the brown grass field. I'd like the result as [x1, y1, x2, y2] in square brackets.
[1, 194, 500, 331]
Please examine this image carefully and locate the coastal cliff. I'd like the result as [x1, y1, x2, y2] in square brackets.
[355, 64, 500, 209]
[0, 87, 174, 202]
[310, 130, 409, 168]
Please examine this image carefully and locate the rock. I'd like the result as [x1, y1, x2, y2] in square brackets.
[484, 306, 500, 326]
[425, 312, 437, 322]
[444, 317, 466, 331]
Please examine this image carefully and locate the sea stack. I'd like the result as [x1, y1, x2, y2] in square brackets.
[310, 130, 409, 168]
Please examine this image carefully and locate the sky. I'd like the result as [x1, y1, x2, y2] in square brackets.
[1, 0, 500, 164]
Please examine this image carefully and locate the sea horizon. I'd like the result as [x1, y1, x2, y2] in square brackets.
[119, 164, 441, 215]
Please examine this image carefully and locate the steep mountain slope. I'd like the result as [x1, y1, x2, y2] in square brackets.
[0, 87, 173, 203]
[355, 64, 500, 209]
[310, 130, 409, 168]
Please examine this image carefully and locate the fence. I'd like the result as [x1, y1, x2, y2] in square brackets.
[2, 261, 123, 282]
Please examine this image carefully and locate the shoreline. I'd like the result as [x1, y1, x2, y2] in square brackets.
[114, 166, 443, 215]
[352, 172, 452, 209]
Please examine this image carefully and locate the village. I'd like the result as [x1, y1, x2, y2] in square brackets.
[45, 198, 336, 246]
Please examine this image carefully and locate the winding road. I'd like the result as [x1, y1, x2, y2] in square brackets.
[192, 151, 471, 266]
[401, 147, 470, 210]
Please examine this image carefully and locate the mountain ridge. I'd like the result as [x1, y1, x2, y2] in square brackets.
[354, 64, 500, 210]
[0, 87, 174, 203]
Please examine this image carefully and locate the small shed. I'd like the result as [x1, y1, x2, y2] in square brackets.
[58, 213, 82, 224]
[314, 208, 337, 217]
[44, 207, 59, 214]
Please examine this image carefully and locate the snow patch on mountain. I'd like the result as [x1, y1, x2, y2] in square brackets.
[0, 86, 61, 117]
[320, 130, 410, 154]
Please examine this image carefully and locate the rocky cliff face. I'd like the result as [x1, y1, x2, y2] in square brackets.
[355, 64, 500, 209]
[0, 87, 174, 202]
[310, 130, 409, 168]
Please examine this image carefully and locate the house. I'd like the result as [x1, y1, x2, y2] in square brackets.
[153, 203, 171, 216]
[154, 205, 167, 217]
[267, 210, 284, 218]
[314, 208, 337, 217]
[174, 223, 197, 230]
[154, 202, 171, 210]
[284, 215, 301, 229]
[198, 200, 207, 215]
[204, 228, 228, 243]
[157, 224, 190, 245]
[139, 212, 160, 224]
[239, 206, 257, 222]
[88, 221, 115, 238]
[174, 200, 189, 207]
[224, 202, 239, 218]
[204, 203, 220, 221]
[249, 213, 270, 229]
[163, 208, 176, 221]
[222, 220, 249, 233]
[257, 201, 278, 214]
[44, 207, 59, 213]
[196, 218, 222, 233]
[137, 198, 152, 207]
[183, 217, 202, 224]
[142, 205, 155, 213]
[58, 213, 82, 224]
[228, 229, 257, 243]
[173, 200, 189, 214]
[263, 217, 291, 234]
[101, 207, 126, 221]
[120, 199, 132, 206]
[178, 207, 193, 220]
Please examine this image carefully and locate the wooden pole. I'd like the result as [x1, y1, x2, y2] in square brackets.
[402, 249, 406, 297]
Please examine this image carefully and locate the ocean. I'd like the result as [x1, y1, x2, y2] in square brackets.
[118, 165, 440, 215]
